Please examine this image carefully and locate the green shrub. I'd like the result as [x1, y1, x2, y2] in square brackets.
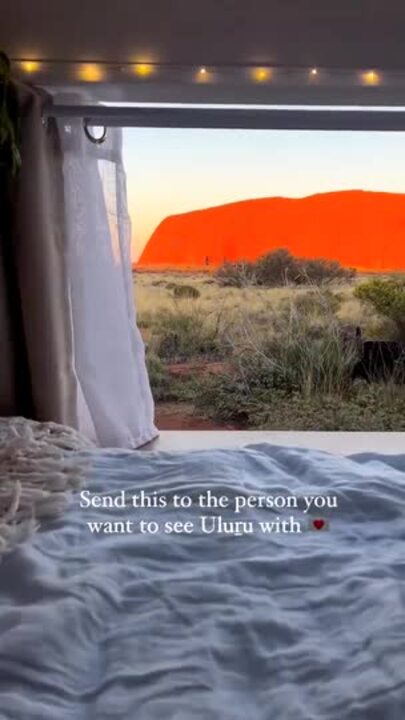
[283, 288, 343, 316]
[190, 372, 253, 424]
[145, 352, 172, 401]
[254, 385, 405, 430]
[254, 249, 299, 286]
[172, 284, 201, 299]
[191, 374, 405, 431]
[146, 351, 197, 402]
[216, 249, 356, 288]
[151, 307, 222, 362]
[354, 277, 405, 340]
[215, 260, 256, 287]
[295, 258, 356, 285]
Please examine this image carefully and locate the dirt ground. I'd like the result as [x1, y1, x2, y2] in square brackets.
[154, 402, 240, 430]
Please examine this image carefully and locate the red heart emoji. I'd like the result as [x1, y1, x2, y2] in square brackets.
[313, 519, 325, 530]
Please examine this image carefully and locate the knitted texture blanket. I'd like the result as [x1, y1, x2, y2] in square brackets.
[0, 417, 94, 554]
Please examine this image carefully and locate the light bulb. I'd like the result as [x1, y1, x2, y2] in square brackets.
[133, 63, 154, 78]
[361, 70, 381, 86]
[251, 67, 272, 83]
[78, 64, 105, 82]
[195, 66, 211, 82]
[21, 60, 40, 73]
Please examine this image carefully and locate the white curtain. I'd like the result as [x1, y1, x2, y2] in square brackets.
[57, 118, 158, 448]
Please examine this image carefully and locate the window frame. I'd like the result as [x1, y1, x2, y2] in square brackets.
[49, 103, 405, 132]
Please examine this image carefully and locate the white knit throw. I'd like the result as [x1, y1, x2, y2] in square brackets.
[0, 417, 95, 554]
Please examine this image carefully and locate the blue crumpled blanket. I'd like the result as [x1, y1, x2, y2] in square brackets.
[0, 443, 404, 720]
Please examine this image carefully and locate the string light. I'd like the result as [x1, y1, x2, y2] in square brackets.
[20, 60, 40, 73]
[361, 70, 381, 86]
[13, 59, 390, 89]
[77, 63, 105, 82]
[133, 63, 154, 78]
[251, 67, 272, 83]
[196, 66, 211, 82]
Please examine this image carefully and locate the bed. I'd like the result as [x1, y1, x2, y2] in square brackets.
[0, 436, 405, 719]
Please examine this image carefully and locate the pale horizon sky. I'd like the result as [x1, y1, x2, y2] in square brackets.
[123, 128, 405, 261]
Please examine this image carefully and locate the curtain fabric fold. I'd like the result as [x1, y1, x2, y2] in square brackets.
[58, 117, 157, 448]
[1, 85, 76, 425]
[0, 85, 157, 448]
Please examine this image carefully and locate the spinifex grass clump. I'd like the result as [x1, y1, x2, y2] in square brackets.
[149, 304, 227, 363]
[354, 277, 405, 341]
[191, 288, 364, 427]
[225, 285, 357, 393]
[172, 283, 200, 299]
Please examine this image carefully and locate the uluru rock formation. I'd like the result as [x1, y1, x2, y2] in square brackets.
[137, 190, 405, 272]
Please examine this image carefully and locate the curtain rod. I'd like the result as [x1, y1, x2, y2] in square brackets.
[45, 104, 405, 131]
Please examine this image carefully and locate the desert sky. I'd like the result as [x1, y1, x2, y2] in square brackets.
[123, 127, 405, 261]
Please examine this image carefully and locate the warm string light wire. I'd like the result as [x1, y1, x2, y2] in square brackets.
[13, 59, 388, 86]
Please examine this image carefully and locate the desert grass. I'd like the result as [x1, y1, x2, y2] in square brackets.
[134, 271, 372, 336]
[136, 271, 405, 430]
